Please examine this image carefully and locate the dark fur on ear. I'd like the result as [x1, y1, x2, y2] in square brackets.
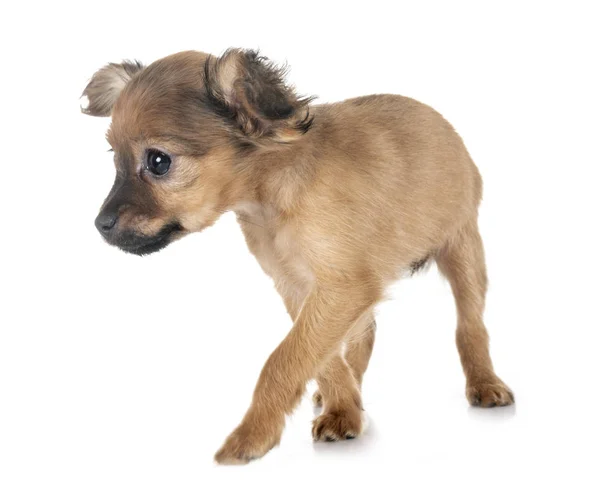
[81, 60, 145, 117]
[202, 49, 315, 143]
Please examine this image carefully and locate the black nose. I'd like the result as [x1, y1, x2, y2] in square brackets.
[95, 212, 118, 235]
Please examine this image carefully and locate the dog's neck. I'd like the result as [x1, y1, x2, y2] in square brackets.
[232, 139, 316, 218]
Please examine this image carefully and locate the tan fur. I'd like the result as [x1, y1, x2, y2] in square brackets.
[83, 49, 513, 465]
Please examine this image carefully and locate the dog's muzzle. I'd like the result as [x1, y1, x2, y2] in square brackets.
[94, 211, 182, 256]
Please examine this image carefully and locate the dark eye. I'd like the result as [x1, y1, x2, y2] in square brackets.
[146, 149, 171, 176]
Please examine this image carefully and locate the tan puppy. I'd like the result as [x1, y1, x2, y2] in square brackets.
[82, 49, 514, 464]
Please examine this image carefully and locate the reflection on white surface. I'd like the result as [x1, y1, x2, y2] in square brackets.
[467, 403, 517, 422]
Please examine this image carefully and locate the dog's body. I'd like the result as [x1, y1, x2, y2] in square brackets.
[83, 49, 513, 464]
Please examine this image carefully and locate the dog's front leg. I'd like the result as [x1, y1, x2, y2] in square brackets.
[214, 282, 380, 464]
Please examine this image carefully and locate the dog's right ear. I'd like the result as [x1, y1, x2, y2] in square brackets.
[81, 60, 144, 117]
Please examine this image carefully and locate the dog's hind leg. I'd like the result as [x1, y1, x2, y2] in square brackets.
[436, 219, 514, 407]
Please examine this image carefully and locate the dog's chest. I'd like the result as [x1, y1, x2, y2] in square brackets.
[272, 223, 313, 282]
[235, 203, 314, 287]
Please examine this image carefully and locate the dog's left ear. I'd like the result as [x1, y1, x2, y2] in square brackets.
[203, 49, 315, 143]
[81, 60, 145, 117]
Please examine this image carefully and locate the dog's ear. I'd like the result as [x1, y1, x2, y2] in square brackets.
[81, 60, 145, 117]
[203, 49, 315, 143]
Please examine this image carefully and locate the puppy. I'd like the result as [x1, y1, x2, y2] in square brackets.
[82, 49, 513, 464]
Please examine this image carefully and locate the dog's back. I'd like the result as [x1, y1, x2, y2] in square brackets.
[254, 93, 483, 280]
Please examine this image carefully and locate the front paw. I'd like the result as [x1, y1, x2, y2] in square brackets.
[312, 407, 364, 442]
[467, 379, 514, 407]
[214, 422, 281, 465]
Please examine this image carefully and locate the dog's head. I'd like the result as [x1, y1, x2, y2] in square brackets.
[82, 50, 313, 255]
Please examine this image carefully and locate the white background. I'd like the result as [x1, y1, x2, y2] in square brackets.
[1, 1, 599, 493]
